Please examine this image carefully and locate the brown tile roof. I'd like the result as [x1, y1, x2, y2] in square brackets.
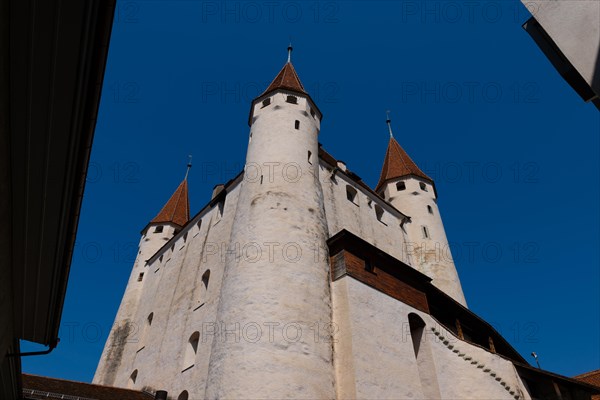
[260, 62, 307, 97]
[22, 374, 154, 400]
[375, 137, 433, 192]
[576, 369, 600, 388]
[150, 179, 189, 227]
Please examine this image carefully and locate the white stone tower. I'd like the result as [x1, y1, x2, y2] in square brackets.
[93, 178, 189, 386]
[204, 49, 335, 398]
[375, 119, 467, 306]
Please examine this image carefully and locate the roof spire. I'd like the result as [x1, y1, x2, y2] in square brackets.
[287, 42, 293, 63]
[386, 110, 394, 138]
[184, 155, 192, 180]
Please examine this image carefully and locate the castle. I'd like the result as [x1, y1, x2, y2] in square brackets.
[93, 50, 599, 399]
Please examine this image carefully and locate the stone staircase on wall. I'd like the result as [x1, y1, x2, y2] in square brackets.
[430, 326, 524, 400]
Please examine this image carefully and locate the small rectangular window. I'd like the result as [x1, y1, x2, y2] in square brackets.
[286, 95, 298, 104]
[154, 226, 163, 233]
[261, 98, 271, 108]
[396, 181, 406, 191]
[137, 273, 144, 282]
[295, 120, 300, 130]
[308, 151, 312, 165]
[346, 185, 358, 205]
[427, 205, 433, 214]
[419, 182, 428, 192]
[365, 259, 374, 273]
[422, 226, 429, 239]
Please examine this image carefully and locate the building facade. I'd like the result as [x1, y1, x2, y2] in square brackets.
[93, 55, 600, 399]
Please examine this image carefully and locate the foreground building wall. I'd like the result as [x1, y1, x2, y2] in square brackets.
[521, 0, 600, 108]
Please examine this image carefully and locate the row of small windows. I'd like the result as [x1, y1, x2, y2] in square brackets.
[395, 181, 429, 192]
[129, 370, 189, 400]
[260, 95, 317, 118]
[346, 185, 386, 224]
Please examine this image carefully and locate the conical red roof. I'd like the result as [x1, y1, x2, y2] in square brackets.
[260, 62, 307, 97]
[375, 137, 433, 192]
[150, 179, 189, 227]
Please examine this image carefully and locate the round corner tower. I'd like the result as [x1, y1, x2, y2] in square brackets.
[205, 52, 335, 398]
[375, 129, 467, 307]
[93, 178, 190, 386]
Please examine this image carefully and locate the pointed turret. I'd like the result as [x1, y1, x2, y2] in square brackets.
[260, 62, 307, 97]
[150, 179, 190, 227]
[248, 46, 322, 126]
[376, 119, 466, 307]
[375, 137, 433, 193]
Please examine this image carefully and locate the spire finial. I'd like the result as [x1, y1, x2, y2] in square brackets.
[184, 155, 192, 180]
[287, 42, 293, 63]
[386, 110, 394, 138]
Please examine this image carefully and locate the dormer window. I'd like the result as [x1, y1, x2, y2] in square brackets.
[154, 226, 163, 233]
[286, 95, 298, 104]
[262, 98, 271, 108]
[396, 181, 406, 191]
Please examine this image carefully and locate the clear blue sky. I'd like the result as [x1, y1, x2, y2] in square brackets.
[23, 0, 599, 382]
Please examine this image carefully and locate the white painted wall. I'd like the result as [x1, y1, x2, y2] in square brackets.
[333, 277, 529, 399]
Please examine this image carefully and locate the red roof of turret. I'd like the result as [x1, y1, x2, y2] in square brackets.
[150, 179, 189, 227]
[260, 62, 307, 97]
[375, 137, 433, 192]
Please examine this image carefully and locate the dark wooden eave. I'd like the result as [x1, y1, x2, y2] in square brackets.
[6, 0, 115, 346]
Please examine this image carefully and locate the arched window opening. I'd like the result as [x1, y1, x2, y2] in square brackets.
[183, 332, 200, 370]
[396, 181, 406, 191]
[128, 370, 138, 388]
[419, 182, 428, 192]
[408, 313, 441, 398]
[346, 185, 358, 205]
[195, 270, 211, 310]
[178, 391, 189, 400]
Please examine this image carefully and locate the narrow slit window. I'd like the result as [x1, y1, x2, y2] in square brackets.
[427, 205, 433, 214]
[422, 226, 429, 239]
[295, 120, 300, 130]
[396, 181, 406, 191]
[307, 151, 312, 165]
